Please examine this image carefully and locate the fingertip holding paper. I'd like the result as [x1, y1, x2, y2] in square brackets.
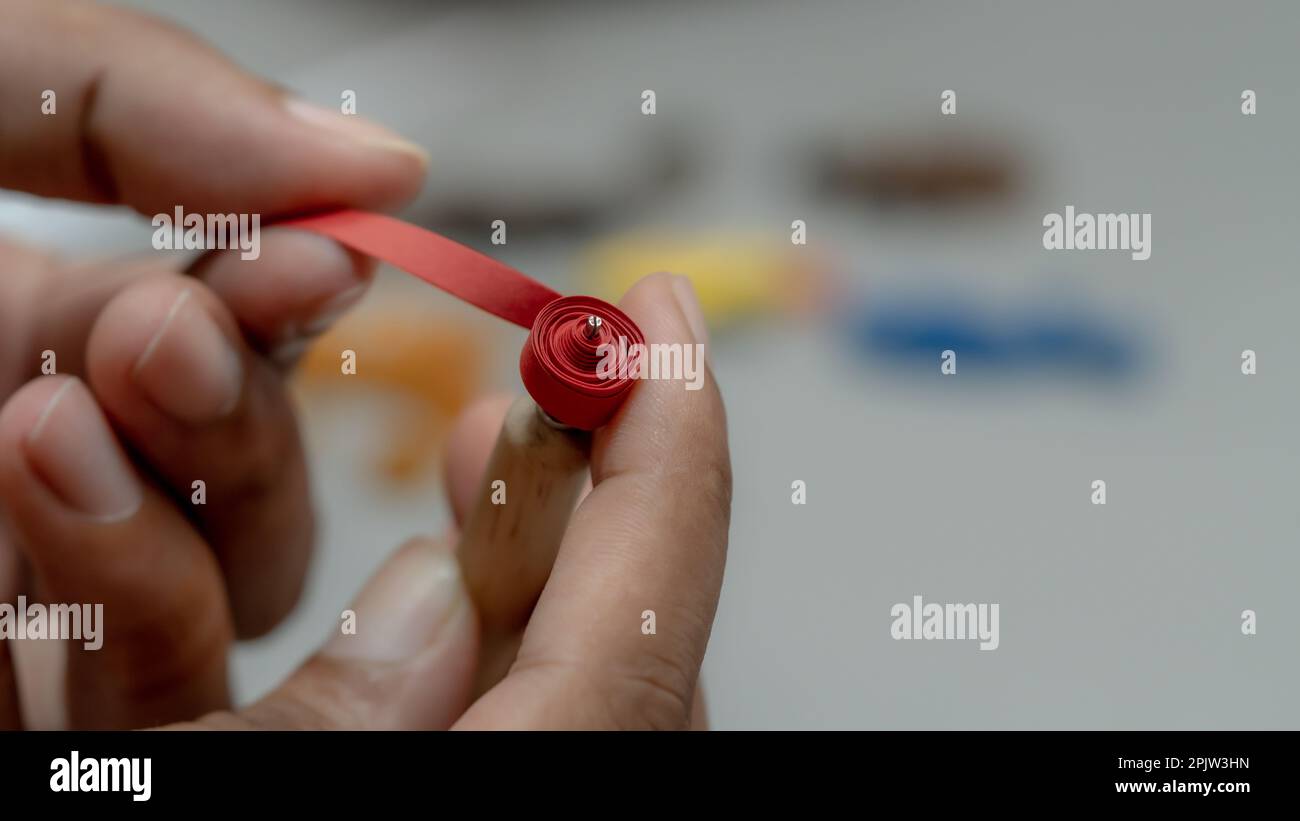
[282, 209, 644, 430]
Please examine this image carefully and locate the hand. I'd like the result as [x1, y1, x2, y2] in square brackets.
[0, 0, 731, 732]
[161, 272, 731, 731]
[0, 0, 427, 728]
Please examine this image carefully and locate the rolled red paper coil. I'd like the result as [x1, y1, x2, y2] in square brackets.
[521, 296, 645, 430]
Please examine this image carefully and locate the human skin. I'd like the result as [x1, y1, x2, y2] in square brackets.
[0, 0, 730, 730]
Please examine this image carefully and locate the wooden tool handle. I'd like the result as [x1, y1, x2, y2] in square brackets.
[456, 396, 590, 694]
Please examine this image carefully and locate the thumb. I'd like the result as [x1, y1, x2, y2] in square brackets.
[212, 537, 478, 730]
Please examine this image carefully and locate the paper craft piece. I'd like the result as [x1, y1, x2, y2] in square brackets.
[282, 210, 644, 429]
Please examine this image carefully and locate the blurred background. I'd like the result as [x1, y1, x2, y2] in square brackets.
[2, 0, 1297, 728]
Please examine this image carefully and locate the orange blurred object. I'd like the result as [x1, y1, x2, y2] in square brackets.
[296, 312, 484, 483]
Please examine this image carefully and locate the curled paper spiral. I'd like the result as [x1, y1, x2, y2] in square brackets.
[520, 296, 645, 429]
[281, 210, 644, 430]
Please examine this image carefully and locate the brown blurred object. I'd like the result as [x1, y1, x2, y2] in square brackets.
[814, 135, 1018, 205]
[296, 312, 484, 483]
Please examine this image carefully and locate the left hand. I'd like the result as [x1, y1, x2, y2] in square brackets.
[0, 0, 427, 728]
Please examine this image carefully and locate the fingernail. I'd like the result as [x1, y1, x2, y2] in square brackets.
[671, 275, 711, 352]
[133, 289, 244, 424]
[269, 280, 368, 367]
[269, 336, 312, 369]
[284, 97, 429, 166]
[24, 379, 142, 521]
[298, 281, 369, 336]
[323, 539, 468, 663]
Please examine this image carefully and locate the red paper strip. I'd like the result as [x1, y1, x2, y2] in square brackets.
[280, 210, 644, 430]
[283, 210, 558, 327]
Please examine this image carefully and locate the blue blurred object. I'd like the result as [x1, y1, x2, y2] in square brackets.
[1012, 306, 1135, 376]
[845, 289, 1141, 379]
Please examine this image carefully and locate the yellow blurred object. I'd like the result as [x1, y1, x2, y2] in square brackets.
[580, 233, 827, 327]
[296, 312, 484, 483]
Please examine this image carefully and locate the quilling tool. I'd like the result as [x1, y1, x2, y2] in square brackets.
[282, 209, 645, 693]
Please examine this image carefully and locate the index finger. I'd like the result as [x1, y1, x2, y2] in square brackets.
[0, 0, 426, 215]
[458, 272, 731, 729]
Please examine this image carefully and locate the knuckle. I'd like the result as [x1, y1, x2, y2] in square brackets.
[607, 655, 696, 730]
[511, 653, 697, 730]
[694, 449, 733, 514]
